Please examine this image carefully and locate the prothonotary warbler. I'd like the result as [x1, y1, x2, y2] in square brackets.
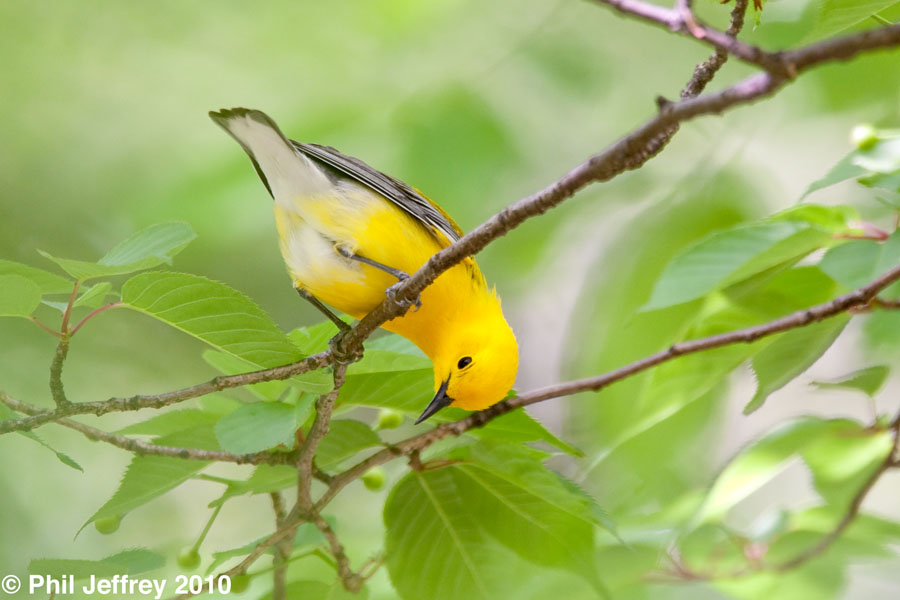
[209, 108, 518, 423]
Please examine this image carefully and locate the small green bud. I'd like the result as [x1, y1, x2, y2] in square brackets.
[94, 515, 121, 535]
[362, 466, 386, 491]
[377, 408, 404, 430]
[851, 124, 878, 150]
[176, 547, 201, 570]
[230, 574, 250, 594]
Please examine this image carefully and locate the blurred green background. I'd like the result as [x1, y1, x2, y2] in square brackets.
[2, 0, 900, 598]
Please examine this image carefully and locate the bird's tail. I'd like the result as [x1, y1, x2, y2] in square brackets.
[209, 107, 330, 200]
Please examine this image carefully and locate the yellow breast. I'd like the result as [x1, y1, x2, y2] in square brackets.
[274, 186, 486, 358]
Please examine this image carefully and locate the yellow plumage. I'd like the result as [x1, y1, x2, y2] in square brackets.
[210, 108, 518, 422]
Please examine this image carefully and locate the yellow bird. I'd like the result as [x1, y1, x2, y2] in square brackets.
[209, 108, 518, 423]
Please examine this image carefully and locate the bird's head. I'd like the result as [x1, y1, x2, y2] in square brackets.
[415, 302, 519, 424]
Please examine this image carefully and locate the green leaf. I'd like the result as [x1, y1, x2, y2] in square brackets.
[642, 221, 831, 311]
[347, 349, 431, 374]
[385, 469, 522, 600]
[338, 369, 579, 455]
[28, 559, 121, 580]
[234, 464, 297, 495]
[258, 580, 367, 600]
[315, 419, 382, 470]
[121, 272, 303, 368]
[80, 426, 217, 533]
[695, 418, 836, 523]
[115, 409, 221, 436]
[338, 369, 433, 412]
[803, 154, 868, 197]
[727, 266, 839, 319]
[853, 136, 900, 173]
[73, 281, 114, 309]
[202, 350, 290, 400]
[443, 408, 582, 456]
[214, 402, 297, 454]
[745, 316, 849, 414]
[24, 432, 83, 471]
[102, 548, 166, 574]
[365, 333, 426, 355]
[289, 320, 347, 354]
[0, 274, 42, 316]
[206, 523, 324, 574]
[589, 342, 754, 468]
[804, 0, 900, 42]
[0, 259, 72, 294]
[805, 130, 900, 197]
[812, 365, 890, 397]
[462, 442, 609, 537]
[384, 444, 599, 600]
[100, 222, 196, 266]
[208, 464, 299, 507]
[768, 204, 858, 232]
[38, 222, 196, 281]
[801, 423, 893, 511]
[0, 403, 83, 470]
[819, 230, 900, 290]
[29, 549, 164, 580]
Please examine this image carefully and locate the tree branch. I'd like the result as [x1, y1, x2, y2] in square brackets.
[770, 413, 900, 572]
[681, 0, 748, 99]
[0, 392, 296, 465]
[295, 363, 348, 515]
[136, 14, 900, 597]
[653, 411, 900, 581]
[0, 351, 331, 434]
[5, 19, 899, 440]
[48, 338, 71, 408]
[309, 510, 363, 593]
[316, 263, 900, 509]
[269, 492, 290, 600]
[337, 23, 900, 354]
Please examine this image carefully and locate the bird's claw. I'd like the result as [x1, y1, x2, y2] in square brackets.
[328, 330, 363, 365]
[386, 277, 422, 312]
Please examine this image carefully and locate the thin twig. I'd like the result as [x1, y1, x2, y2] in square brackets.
[309, 510, 363, 593]
[29, 316, 63, 338]
[132, 16, 900, 598]
[5, 22, 900, 439]
[0, 392, 294, 465]
[681, 0, 748, 99]
[652, 412, 900, 581]
[770, 413, 900, 571]
[317, 266, 900, 509]
[270, 492, 290, 600]
[0, 352, 331, 434]
[335, 23, 900, 356]
[48, 338, 71, 408]
[295, 363, 349, 514]
[70, 302, 123, 335]
[60, 281, 80, 335]
[48, 282, 79, 408]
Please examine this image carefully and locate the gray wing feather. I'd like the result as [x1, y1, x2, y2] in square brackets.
[291, 141, 461, 243]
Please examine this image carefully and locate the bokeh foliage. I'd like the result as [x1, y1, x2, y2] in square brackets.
[2, 1, 900, 599]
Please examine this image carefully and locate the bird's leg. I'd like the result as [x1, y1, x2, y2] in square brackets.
[296, 288, 350, 332]
[335, 246, 423, 311]
[295, 288, 360, 364]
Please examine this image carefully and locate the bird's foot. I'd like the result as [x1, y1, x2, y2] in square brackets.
[328, 330, 363, 365]
[386, 277, 422, 312]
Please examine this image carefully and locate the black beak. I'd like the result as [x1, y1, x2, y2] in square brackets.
[415, 379, 452, 424]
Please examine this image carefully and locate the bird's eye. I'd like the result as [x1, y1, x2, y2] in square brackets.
[457, 356, 473, 369]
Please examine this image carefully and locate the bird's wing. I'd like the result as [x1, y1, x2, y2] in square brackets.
[292, 141, 464, 246]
